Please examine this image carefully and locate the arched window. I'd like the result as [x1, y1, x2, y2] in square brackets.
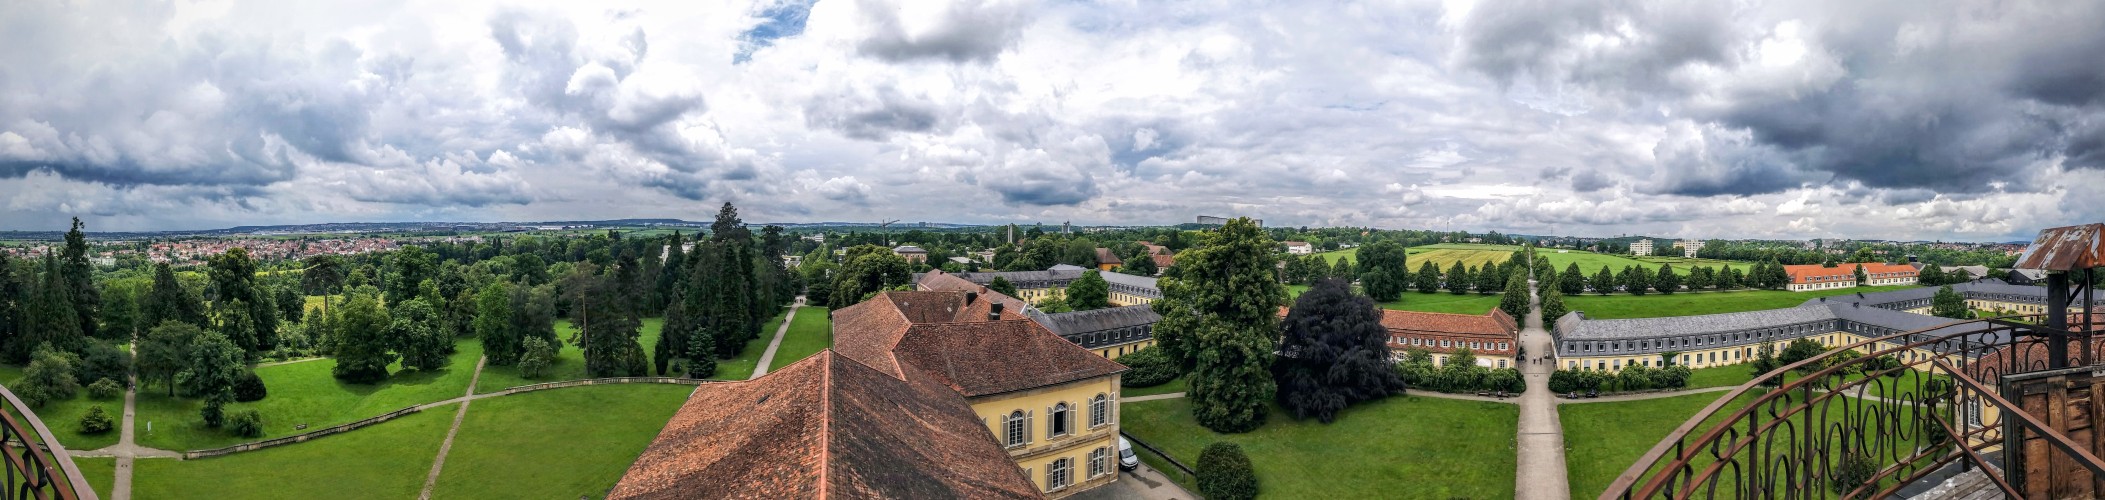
[1089, 447, 1111, 478]
[1006, 410, 1029, 447]
[1051, 402, 1072, 437]
[1090, 394, 1110, 427]
[1048, 457, 1073, 490]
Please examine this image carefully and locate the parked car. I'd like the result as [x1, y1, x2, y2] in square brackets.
[1118, 437, 1139, 471]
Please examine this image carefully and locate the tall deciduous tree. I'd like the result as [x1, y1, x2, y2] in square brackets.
[1275, 279, 1406, 423]
[207, 248, 278, 353]
[1541, 287, 1569, 323]
[1931, 285, 1971, 319]
[1654, 264, 1681, 295]
[1414, 262, 1441, 294]
[1065, 270, 1112, 311]
[1445, 261, 1470, 295]
[139, 321, 200, 396]
[1152, 218, 1284, 433]
[1918, 265, 1946, 286]
[331, 293, 395, 383]
[1498, 269, 1531, 320]
[1472, 265, 1500, 295]
[391, 298, 450, 371]
[988, 276, 1019, 297]
[301, 255, 347, 296]
[1355, 242, 1409, 302]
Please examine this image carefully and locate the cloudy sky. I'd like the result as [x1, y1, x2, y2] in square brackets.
[2, 0, 2102, 241]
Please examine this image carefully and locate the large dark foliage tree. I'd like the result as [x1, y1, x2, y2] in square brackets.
[1931, 285, 1971, 319]
[331, 293, 395, 383]
[565, 263, 648, 377]
[207, 248, 277, 352]
[1355, 241, 1408, 301]
[0, 253, 20, 363]
[142, 263, 205, 330]
[22, 255, 86, 361]
[1153, 218, 1284, 433]
[1274, 279, 1406, 423]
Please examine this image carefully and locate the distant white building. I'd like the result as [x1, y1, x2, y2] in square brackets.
[1676, 240, 1705, 259]
[1283, 241, 1313, 255]
[1630, 239, 1654, 257]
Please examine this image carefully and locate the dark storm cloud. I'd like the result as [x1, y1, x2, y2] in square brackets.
[1569, 169, 1612, 193]
[1453, 0, 2105, 198]
[803, 83, 944, 141]
[855, 0, 1027, 63]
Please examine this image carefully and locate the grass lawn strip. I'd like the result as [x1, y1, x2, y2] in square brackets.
[134, 337, 482, 451]
[431, 383, 693, 498]
[1121, 376, 1187, 398]
[1121, 395, 1517, 499]
[1562, 390, 1928, 498]
[73, 456, 113, 498]
[131, 404, 453, 499]
[767, 306, 832, 372]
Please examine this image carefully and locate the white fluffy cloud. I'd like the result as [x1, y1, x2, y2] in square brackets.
[0, 0, 2098, 242]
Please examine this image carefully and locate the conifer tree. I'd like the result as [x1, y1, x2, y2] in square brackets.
[1275, 279, 1405, 422]
[1414, 262, 1441, 293]
[1560, 263, 1585, 295]
[1446, 262, 1470, 295]
[1590, 265, 1616, 295]
[59, 218, 99, 339]
[1499, 269, 1531, 319]
[1654, 263, 1681, 295]
[22, 255, 86, 360]
[1473, 264, 1500, 295]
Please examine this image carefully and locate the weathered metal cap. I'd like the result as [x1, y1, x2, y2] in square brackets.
[2014, 223, 2105, 271]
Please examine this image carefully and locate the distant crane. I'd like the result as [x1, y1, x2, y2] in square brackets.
[878, 219, 900, 247]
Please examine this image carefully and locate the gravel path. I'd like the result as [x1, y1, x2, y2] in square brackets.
[750, 296, 805, 380]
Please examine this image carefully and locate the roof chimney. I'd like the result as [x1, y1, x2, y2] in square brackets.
[966, 291, 978, 305]
[989, 302, 1004, 321]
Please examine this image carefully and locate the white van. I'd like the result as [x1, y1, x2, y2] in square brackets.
[1118, 437, 1139, 471]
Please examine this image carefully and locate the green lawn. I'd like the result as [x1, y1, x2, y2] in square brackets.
[432, 384, 694, 499]
[475, 317, 665, 393]
[1381, 292, 1502, 315]
[74, 456, 113, 499]
[767, 306, 832, 372]
[11, 389, 126, 451]
[1562, 285, 1921, 319]
[135, 337, 482, 451]
[1562, 390, 1928, 498]
[1311, 247, 1359, 264]
[712, 308, 791, 381]
[132, 403, 453, 499]
[1562, 391, 1756, 497]
[1123, 376, 1187, 397]
[1122, 395, 1517, 499]
[1686, 364, 1755, 389]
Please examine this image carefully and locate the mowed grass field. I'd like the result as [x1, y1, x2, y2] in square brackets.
[134, 338, 484, 452]
[134, 404, 454, 499]
[432, 384, 694, 498]
[768, 306, 832, 372]
[1562, 391, 1756, 497]
[1122, 396, 1518, 499]
[1562, 284, 1921, 319]
[1315, 243, 1753, 276]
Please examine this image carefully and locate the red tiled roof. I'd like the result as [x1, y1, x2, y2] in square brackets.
[891, 319, 1128, 397]
[834, 286, 1127, 398]
[609, 351, 1042, 499]
[1151, 254, 1175, 268]
[1785, 263, 1919, 284]
[1377, 309, 1520, 337]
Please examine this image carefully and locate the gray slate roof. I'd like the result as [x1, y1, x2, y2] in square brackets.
[1027, 305, 1161, 336]
[1557, 305, 1840, 341]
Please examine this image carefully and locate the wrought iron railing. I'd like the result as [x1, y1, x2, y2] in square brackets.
[0, 385, 94, 500]
[1602, 314, 2105, 499]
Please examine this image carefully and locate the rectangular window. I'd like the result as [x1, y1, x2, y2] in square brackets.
[1048, 458, 1072, 490]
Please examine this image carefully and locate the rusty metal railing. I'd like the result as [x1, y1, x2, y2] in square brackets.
[0, 385, 94, 500]
[1602, 313, 2105, 499]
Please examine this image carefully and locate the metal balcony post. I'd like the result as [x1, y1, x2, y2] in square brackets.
[2050, 271, 2069, 368]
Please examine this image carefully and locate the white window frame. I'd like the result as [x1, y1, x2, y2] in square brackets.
[1048, 458, 1073, 491]
[1089, 394, 1110, 428]
[1088, 447, 1110, 478]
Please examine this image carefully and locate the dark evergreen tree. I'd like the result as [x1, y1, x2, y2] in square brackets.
[59, 218, 99, 340]
[22, 255, 86, 360]
[1541, 287, 1569, 322]
[1498, 269, 1531, 320]
[0, 253, 21, 361]
[1274, 279, 1406, 422]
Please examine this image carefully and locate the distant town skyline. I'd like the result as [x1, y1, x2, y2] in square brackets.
[3, 1, 2102, 241]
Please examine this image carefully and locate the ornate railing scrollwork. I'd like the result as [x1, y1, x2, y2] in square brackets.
[1603, 314, 2105, 499]
[0, 385, 94, 500]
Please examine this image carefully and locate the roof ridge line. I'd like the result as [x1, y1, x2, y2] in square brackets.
[817, 351, 832, 499]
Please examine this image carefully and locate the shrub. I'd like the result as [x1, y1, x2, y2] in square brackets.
[1831, 453, 1878, 495]
[201, 397, 228, 428]
[519, 337, 554, 379]
[19, 346, 81, 407]
[86, 378, 123, 400]
[228, 409, 265, 438]
[1485, 368, 1525, 393]
[78, 406, 115, 435]
[1549, 370, 1579, 394]
[75, 342, 131, 388]
[1118, 347, 1182, 387]
[1196, 442, 1259, 500]
[232, 371, 268, 402]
